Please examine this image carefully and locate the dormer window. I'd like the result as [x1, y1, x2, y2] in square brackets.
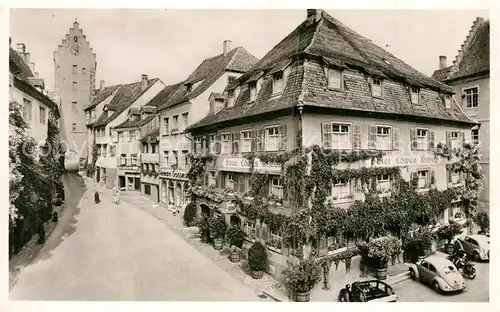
[227, 90, 235, 108]
[186, 83, 192, 93]
[327, 68, 343, 90]
[372, 78, 382, 97]
[445, 94, 452, 109]
[272, 72, 284, 94]
[410, 87, 420, 104]
[249, 82, 257, 102]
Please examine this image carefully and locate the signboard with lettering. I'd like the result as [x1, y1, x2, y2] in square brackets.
[222, 158, 281, 171]
[161, 171, 187, 179]
[373, 155, 441, 167]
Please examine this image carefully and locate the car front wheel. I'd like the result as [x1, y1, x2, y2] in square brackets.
[338, 289, 349, 302]
[473, 251, 481, 262]
[409, 269, 416, 280]
[433, 281, 441, 293]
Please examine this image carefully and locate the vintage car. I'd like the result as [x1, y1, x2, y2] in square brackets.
[408, 256, 466, 293]
[338, 280, 398, 302]
[454, 234, 490, 261]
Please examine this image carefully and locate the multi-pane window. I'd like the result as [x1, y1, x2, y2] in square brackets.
[39, 106, 46, 124]
[227, 90, 235, 108]
[450, 131, 461, 149]
[172, 115, 179, 130]
[327, 68, 342, 89]
[376, 126, 391, 150]
[109, 145, 116, 157]
[411, 87, 420, 104]
[445, 95, 452, 108]
[416, 129, 428, 150]
[272, 72, 284, 94]
[194, 137, 202, 152]
[142, 143, 149, 153]
[151, 143, 157, 154]
[102, 144, 107, 157]
[118, 132, 124, 141]
[72, 65, 77, 74]
[91, 110, 95, 120]
[332, 178, 350, 200]
[221, 133, 232, 154]
[244, 220, 257, 240]
[450, 201, 464, 220]
[182, 150, 189, 167]
[377, 174, 391, 194]
[163, 117, 169, 134]
[72, 123, 76, 131]
[173, 151, 179, 166]
[226, 173, 235, 190]
[131, 154, 138, 166]
[182, 113, 189, 131]
[451, 170, 462, 185]
[120, 154, 127, 166]
[417, 170, 429, 189]
[241, 130, 252, 153]
[72, 82, 77, 91]
[209, 134, 217, 154]
[265, 126, 280, 151]
[209, 171, 217, 186]
[82, 68, 87, 75]
[270, 177, 284, 199]
[323, 123, 350, 150]
[22, 98, 32, 122]
[163, 151, 169, 166]
[464, 87, 478, 108]
[249, 82, 257, 102]
[130, 130, 136, 141]
[472, 129, 479, 144]
[372, 78, 382, 97]
[268, 228, 283, 251]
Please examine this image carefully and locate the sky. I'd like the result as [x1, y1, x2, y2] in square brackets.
[10, 9, 489, 91]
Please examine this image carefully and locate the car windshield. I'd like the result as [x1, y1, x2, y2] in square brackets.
[443, 265, 456, 274]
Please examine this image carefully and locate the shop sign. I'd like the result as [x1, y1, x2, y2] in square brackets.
[374, 155, 440, 167]
[222, 158, 281, 171]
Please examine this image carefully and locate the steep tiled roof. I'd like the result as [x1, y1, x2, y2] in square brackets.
[146, 82, 184, 108]
[114, 112, 157, 130]
[9, 47, 34, 81]
[432, 20, 489, 82]
[157, 47, 258, 111]
[93, 78, 160, 127]
[139, 127, 159, 142]
[85, 85, 122, 111]
[189, 11, 475, 131]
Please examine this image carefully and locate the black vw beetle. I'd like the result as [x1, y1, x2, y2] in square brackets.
[338, 280, 399, 302]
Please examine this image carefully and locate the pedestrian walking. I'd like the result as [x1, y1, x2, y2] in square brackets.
[94, 191, 100, 204]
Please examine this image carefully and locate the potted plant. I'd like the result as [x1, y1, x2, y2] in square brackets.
[209, 216, 227, 250]
[436, 222, 463, 254]
[361, 235, 401, 280]
[247, 241, 267, 279]
[224, 187, 235, 197]
[243, 192, 254, 201]
[183, 202, 197, 227]
[473, 211, 490, 235]
[282, 257, 322, 302]
[196, 215, 211, 243]
[403, 230, 435, 263]
[226, 226, 245, 263]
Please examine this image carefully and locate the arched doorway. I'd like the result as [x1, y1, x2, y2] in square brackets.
[200, 204, 210, 217]
[168, 181, 175, 205]
[161, 180, 168, 203]
[175, 182, 182, 207]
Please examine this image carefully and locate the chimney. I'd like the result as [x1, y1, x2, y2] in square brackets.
[24, 52, 31, 64]
[141, 74, 148, 92]
[439, 56, 447, 69]
[16, 43, 26, 56]
[100, 80, 105, 90]
[223, 40, 232, 57]
[306, 9, 323, 25]
[29, 62, 35, 73]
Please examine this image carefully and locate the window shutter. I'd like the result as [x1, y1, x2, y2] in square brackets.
[410, 172, 417, 183]
[232, 132, 240, 154]
[446, 131, 451, 148]
[322, 123, 332, 149]
[447, 169, 452, 185]
[430, 170, 436, 187]
[191, 139, 197, 153]
[238, 175, 246, 194]
[368, 126, 377, 149]
[263, 177, 270, 197]
[353, 125, 361, 150]
[257, 129, 265, 152]
[392, 128, 399, 150]
[216, 172, 221, 189]
[370, 177, 377, 191]
[460, 131, 465, 146]
[260, 223, 269, 241]
[411, 129, 417, 150]
[215, 134, 221, 154]
[429, 131, 435, 151]
[251, 130, 257, 152]
[278, 125, 287, 151]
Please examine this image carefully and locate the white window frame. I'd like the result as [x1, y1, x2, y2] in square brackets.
[226, 173, 235, 190]
[194, 137, 203, 152]
[265, 125, 280, 151]
[268, 227, 283, 252]
[163, 117, 169, 134]
[72, 123, 76, 131]
[272, 72, 284, 95]
[22, 98, 33, 123]
[227, 90, 235, 107]
[172, 115, 179, 130]
[416, 128, 428, 150]
[445, 94, 452, 108]
[240, 130, 252, 153]
[450, 201, 465, 220]
[327, 68, 343, 90]
[417, 169, 430, 189]
[372, 78, 382, 97]
[451, 170, 462, 185]
[130, 130, 136, 141]
[209, 134, 217, 154]
[120, 154, 127, 166]
[72, 81, 77, 91]
[221, 133, 232, 154]
[181, 112, 189, 131]
[163, 151, 169, 166]
[109, 145, 116, 157]
[249, 82, 257, 102]
[472, 129, 479, 144]
[331, 178, 351, 202]
[377, 174, 391, 195]
[244, 219, 257, 240]
[463, 86, 479, 108]
[270, 176, 284, 199]
[411, 87, 420, 104]
[376, 125, 392, 150]
[39, 106, 46, 124]
[450, 131, 462, 149]
[330, 123, 351, 150]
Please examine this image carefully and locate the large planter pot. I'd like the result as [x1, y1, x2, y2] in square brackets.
[374, 262, 388, 280]
[444, 243, 454, 255]
[213, 238, 223, 250]
[229, 250, 241, 263]
[294, 290, 311, 302]
[251, 270, 264, 279]
[201, 233, 209, 243]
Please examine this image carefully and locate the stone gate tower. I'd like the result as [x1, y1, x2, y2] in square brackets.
[54, 19, 96, 162]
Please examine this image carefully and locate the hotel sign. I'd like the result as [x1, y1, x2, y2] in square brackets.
[162, 171, 187, 179]
[222, 158, 281, 171]
[374, 155, 440, 167]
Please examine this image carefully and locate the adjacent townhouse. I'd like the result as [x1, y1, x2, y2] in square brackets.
[155, 41, 258, 208]
[432, 17, 490, 213]
[10, 40, 61, 145]
[85, 75, 165, 188]
[187, 10, 477, 277]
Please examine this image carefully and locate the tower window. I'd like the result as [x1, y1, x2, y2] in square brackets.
[72, 65, 77, 74]
[72, 82, 77, 91]
[73, 36, 78, 42]
[82, 68, 87, 75]
[72, 101, 78, 111]
[72, 123, 76, 131]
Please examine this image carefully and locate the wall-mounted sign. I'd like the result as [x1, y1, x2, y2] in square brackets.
[222, 158, 281, 171]
[161, 171, 187, 179]
[373, 155, 441, 167]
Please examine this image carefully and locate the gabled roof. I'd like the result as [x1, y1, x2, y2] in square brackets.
[114, 112, 157, 130]
[189, 10, 475, 131]
[157, 47, 258, 111]
[139, 127, 159, 142]
[85, 84, 122, 111]
[93, 78, 160, 128]
[146, 82, 184, 109]
[432, 20, 489, 82]
[9, 47, 34, 81]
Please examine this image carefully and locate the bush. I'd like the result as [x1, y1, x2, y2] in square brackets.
[403, 231, 435, 263]
[436, 222, 463, 244]
[282, 256, 321, 293]
[358, 235, 401, 267]
[195, 215, 210, 237]
[248, 241, 267, 271]
[226, 226, 244, 248]
[473, 211, 489, 232]
[183, 202, 197, 227]
[208, 216, 227, 239]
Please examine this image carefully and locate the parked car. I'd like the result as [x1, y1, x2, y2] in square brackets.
[408, 256, 466, 293]
[338, 280, 398, 302]
[454, 234, 490, 261]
